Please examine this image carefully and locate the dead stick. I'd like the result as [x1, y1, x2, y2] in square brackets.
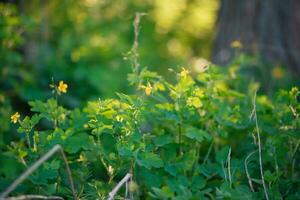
[5, 194, 64, 200]
[0, 145, 77, 200]
[107, 173, 132, 200]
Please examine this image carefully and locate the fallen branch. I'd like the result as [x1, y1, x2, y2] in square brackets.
[5, 195, 64, 200]
[107, 173, 132, 200]
[0, 145, 77, 200]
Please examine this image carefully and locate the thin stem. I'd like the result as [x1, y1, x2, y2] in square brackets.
[58, 148, 77, 200]
[252, 91, 269, 200]
[54, 92, 58, 128]
[99, 157, 115, 184]
[291, 142, 299, 177]
[221, 160, 227, 182]
[192, 143, 201, 176]
[33, 132, 38, 152]
[273, 147, 279, 177]
[203, 141, 214, 164]
[227, 147, 232, 188]
[25, 132, 31, 149]
[244, 150, 258, 192]
[131, 12, 147, 75]
[178, 123, 182, 156]
[130, 171, 134, 200]
[291, 141, 299, 159]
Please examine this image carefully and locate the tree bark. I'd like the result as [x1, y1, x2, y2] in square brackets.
[212, 0, 300, 73]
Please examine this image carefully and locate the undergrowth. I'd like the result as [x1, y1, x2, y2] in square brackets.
[1, 63, 299, 199]
[0, 12, 300, 200]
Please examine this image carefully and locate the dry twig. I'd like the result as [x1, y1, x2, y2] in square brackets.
[5, 195, 64, 200]
[252, 91, 269, 200]
[107, 173, 132, 200]
[0, 145, 77, 200]
[244, 150, 258, 192]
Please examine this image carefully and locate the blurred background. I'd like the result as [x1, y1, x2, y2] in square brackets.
[1, 0, 300, 144]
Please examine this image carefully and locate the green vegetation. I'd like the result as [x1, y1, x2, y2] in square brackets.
[2, 64, 300, 199]
[0, 1, 299, 200]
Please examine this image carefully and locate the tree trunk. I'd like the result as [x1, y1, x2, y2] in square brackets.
[212, 0, 300, 73]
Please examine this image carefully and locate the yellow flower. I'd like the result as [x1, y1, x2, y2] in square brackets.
[271, 66, 284, 79]
[10, 112, 20, 124]
[230, 40, 242, 49]
[58, 81, 68, 93]
[144, 82, 153, 96]
[116, 115, 124, 122]
[290, 87, 299, 97]
[187, 97, 203, 108]
[193, 88, 204, 98]
[77, 153, 87, 162]
[60, 113, 66, 120]
[180, 67, 189, 78]
[153, 82, 165, 91]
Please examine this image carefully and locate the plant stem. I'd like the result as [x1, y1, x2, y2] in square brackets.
[178, 123, 182, 156]
[221, 160, 227, 182]
[54, 92, 58, 128]
[227, 147, 232, 188]
[131, 12, 146, 75]
[203, 141, 214, 164]
[192, 142, 201, 176]
[252, 91, 269, 200]
[25, 132, 31, 149]
[291, 141, 299, 178]
[244, 150, 258, 192]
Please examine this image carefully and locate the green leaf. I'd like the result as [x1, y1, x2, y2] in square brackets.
[64, 133, 92, 154]
[116, 93, 134, 105]
[137, 152, 164, 169]
[185, 126, 211, 142]
[154, 134, 173, 147]
[150, 186, 174, 199]
[164, 163, 180, 176]
[117, 145, 134, 157]
[191, 176, 206, 191]
[30, 160, 61, 185]
[215, 146, 230, 164]
[264, 170, 277, 183]
[137, 167, 163, 188]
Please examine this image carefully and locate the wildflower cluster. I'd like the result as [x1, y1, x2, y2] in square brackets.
[4, 66, 300, 199]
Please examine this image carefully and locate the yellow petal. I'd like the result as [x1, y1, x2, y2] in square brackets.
[144, 82, 152, 96]
[10, 112, 20, 123]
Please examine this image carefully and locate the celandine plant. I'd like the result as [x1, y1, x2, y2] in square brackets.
[1, 63, 299, 200]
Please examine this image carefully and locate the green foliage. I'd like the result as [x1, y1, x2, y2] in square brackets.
[0, 0, 220, 150]
[1, 64, 299, 199]
[1, 1, 300, 199]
